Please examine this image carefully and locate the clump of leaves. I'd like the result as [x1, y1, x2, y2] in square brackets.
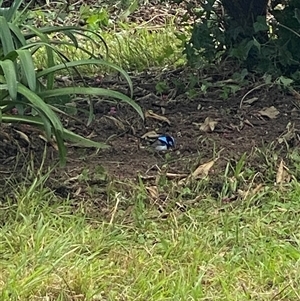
[0, 0, 143, 166]
[176, 0, 300, 83]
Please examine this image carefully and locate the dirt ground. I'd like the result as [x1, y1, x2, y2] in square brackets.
[1, 1, 300, 201]
[1, 65, 300, 202]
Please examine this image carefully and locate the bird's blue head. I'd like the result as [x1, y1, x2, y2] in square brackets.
[156, 135, 175, 150]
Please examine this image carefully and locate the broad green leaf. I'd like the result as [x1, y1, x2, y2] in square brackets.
[1, 114, 108, 149]
[17, 83, 64, 133]
[1, 114, 48, 126]
[2, 0, 22, 22]
[0, 16, 15, 55]
[62, 128, 109, 148]
[8, 22, 27, 46]
[3, 50, 18, 61]
[17, 49, 37, 91]
[25, 25, 55, 90]
[0, 59, 17, 100]
[120, 0, 138, 20]
[253, 16, 269, 33]
[39, 87, 144, 119]
[37, 108, 54, 140]
[37, 59, 134, 98]
[63, 30, 79, 48]
[23, 25, 108, 58]
[53, 127, 67, 166]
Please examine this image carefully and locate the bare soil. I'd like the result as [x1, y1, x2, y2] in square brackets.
[1, 66, 300, 203]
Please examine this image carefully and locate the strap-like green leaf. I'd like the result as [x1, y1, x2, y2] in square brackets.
[1, 114, 109, 149]
[36, 59, 134, 98]
[39, 87, 144, 120]
[2, 0, 22, 22]
[17, 83, 64, 133]
[8, 22, 27, 46]
[0, 59, 17, 100]
[0, 16, 15, 55]
[53, 127, 67, 166]
[62, 128, 109, 148]
[25, 25, 55, 90]
[63, 30, 79, 49]
[17, 49, 37, 91]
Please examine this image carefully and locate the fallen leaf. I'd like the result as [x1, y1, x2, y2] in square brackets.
[276, 159, 290, 184]
[192, 158, 218, 178]
[277, 122, 296, 144]
[141, 131, 159, 140]
[194, 117, 218, 132]
[258, 106, 279, 119]
[238, 184, 263, 200]
[145, 110, 171, 125]
[14, 129, 30, 144]
[222, 195, 238, 203]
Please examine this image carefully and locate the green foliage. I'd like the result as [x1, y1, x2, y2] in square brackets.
[177, 0, 300, 82]
[0, 0, 143, 166]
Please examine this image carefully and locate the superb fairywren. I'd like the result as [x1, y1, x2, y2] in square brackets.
[152, 134, 175, 151]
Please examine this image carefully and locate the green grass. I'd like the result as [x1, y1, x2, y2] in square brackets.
[33, 22, 186, 73]
[1, 175, 300, 300]
[102, 23, 186, 71]
[25, 4, 188, 73]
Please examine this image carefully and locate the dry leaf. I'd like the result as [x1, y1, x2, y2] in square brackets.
[258, 106, 279, 119]
[194, 117, 218, 132]
[141, 131, 159, 139]
[277, 122, 296, 144]
[201, 117, 218, 132]
[276, 160, 290, 184]
[192, 158, 218, 179]
[38, 134, 58, 150]
[14, 129, 30, 144]
[145, 110, 171, 125]
[238, 184, 263, 200]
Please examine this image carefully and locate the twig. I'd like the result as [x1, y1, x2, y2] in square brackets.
[240, 83, 269, 108]
[270, 283, 291, 301]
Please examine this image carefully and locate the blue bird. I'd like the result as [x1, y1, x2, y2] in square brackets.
[152, 134, 175, 151]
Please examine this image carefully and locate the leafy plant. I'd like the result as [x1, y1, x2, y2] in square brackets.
[0, 0, 143, 166]
[176, 0, 300, 83]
